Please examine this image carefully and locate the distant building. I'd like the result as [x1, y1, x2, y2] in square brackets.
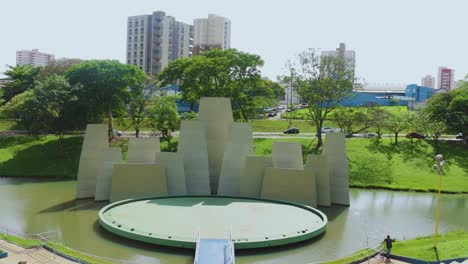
[193, 14, 231, 55]
[16, 49, 55, 67]
[321, 43, 355, 80]
[437, 67, 455, 90]
[421, 75, 435, 88]
[126, 11, 193, 77]
[405, 84, 434, 110]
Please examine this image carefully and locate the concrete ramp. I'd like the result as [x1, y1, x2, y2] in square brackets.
[194, 238, 235, 264]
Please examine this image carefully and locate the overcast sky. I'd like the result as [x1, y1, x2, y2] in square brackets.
[1, 0, 467, 84]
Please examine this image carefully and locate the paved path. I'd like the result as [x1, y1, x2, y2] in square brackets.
[0, 240, 76, 264]
[360, 254, 410, 264]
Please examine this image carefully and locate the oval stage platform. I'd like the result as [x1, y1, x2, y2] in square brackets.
[99, 196, 327, 249]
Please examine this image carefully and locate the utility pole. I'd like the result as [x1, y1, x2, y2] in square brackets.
[433, 154, 445, 248]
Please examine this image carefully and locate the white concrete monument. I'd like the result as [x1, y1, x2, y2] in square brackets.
[272, 142, 304, 169]
[323, 133, 350, 205]
[240, 156, 273, 198]
[198, 97, 234, 193]
[177, 120, 211, 194]
[217, 122, 253, 196]
[155, 152, 187, 195]
[76, 124, 108, 199]
[127, 138, 160, 164]
[306, 154, 331, 206]
[94, 147, 123, 201]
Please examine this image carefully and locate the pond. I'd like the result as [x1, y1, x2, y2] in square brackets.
[0, 178, 466, 264]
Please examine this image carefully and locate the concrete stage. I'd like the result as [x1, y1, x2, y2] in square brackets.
[99, 196, 327, 249]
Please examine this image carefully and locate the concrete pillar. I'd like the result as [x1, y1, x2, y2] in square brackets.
[323, 133, 349, 205]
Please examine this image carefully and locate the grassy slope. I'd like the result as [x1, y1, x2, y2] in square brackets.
[392, 230, 468, 261]
[0, 136, 82, 178]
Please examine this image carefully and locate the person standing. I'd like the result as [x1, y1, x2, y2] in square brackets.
[382, 235, 396, 261]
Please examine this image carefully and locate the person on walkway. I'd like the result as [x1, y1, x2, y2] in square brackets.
[382, 235, 396, 261]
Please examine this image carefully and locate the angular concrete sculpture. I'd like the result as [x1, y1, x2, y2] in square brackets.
[323, 133, 349, 205]
[110, 164, 167, 202]
[272, 142, 304, 169]
[240, 156, 273, 198]
[155, 152, 187, 195]
[261, 167, 316, 207]
[217, 122, 253, 196]
[177, 120, 211, 194]
[127, 138, 160, 164]
[95, 147, 123, 201]
[76, 124, 108, 199]
[198, 97, 234, 194]
[306, 154, 331, 207]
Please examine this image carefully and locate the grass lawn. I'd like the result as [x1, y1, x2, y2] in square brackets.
[347, 138, 468, 193]
[250, 119, 316, 133]
[0, 136, 82, 178]
[282, 106, 408, 120]
[0, 233, 41, 248]
[392, 230, 468, 261]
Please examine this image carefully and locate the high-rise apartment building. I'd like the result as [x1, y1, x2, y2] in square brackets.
[193, 14, 231, 55]
[321, 43, 355, 80]
[437, 67, 455, 90]
[421, 75, 435, 88]
[126, 11, 193, 76]
[16, 49, 55, 67]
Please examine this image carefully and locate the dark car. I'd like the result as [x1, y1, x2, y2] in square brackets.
[406, 132, 426, 139]
[284, 127, 300, 134]
[456, 133, 463, 139]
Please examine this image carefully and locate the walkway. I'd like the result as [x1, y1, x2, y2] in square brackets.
[194, 239, 235, 264]
[0, 240, 76, 264]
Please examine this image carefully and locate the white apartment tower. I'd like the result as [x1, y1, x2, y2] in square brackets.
[421, 75, 435, 88]
[321, 43, 355, 80]
[437, 67, 455, 90]
[16, 49, 55, 67]
[193, 14, 231, 55]
[126, 11, 193, 77]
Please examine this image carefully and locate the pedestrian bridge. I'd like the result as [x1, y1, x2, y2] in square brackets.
[193, 238, 235, 264]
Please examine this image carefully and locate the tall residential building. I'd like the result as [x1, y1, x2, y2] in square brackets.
[421, 75, 435, 88]
[437, 67, 455, 90]
[16, 49, 55, 67]
[193, 14, 231, 55]
[321, 43, 355, 80]
[126, 11, 193, 77]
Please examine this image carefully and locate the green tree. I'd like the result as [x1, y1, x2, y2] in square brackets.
[66, 60, 146, 138]
[0, 90, 43, 133]
[158, 49, 270, 121]
[385, 112, 413, 144]
[146, 96, 179, 142]
[1, 65, 40, 104]
[33, 75, 80, 139]
[286, 49, 356, 148]
[127, 85, 154, 138]
[36, 58, 83, 80]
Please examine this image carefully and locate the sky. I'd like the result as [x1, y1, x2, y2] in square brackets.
[1, 0, 467, 85]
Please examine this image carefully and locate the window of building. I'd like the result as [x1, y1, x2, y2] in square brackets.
[140, 36, 144, 41]
[134, 51, 137, 57]
[127, 59, 131, 64]
[140, 43, 144, 49]
[135, 29, 138, 34]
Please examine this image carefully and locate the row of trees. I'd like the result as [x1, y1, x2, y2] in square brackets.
[0, 49, 284, 139]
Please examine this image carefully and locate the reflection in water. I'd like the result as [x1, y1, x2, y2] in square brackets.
[0, 178, 467, 264]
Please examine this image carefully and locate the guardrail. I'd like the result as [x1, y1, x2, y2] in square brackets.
[0, 224, 153, 264]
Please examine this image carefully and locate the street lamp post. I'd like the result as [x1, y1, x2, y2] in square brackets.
[433, 154, 445, 248]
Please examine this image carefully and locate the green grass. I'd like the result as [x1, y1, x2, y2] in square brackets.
[0, 119, 24, 130]
[347, 138, 468, 193]
[392, 230, 468, 261]
[282, 106, 408, 120]
[0, 233, 41, 248]
[0, 136, 82, 178]
[0, 232, 114, 264]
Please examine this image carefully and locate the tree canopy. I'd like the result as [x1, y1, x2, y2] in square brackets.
[1, 65, 40, 104]
[66, 60, 147, 137]
[286, 49, 356, 148]
[158, 49, 280, 121]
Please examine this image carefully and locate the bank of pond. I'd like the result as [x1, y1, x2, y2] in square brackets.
[0, 135, 466, 193]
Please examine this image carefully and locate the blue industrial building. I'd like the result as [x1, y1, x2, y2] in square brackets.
[338, 84, 434, 107]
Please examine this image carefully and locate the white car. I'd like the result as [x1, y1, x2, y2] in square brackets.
[321, 127, 341, 133]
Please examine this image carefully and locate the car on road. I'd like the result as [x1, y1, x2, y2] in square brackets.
[284, 127, 300, 134]
[405, 132, 427, 139]
[267, 111, 277, 117]
[363, 133, 377, 138]
[456, 133, 464, 139]
[321, 127, 341, 133]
